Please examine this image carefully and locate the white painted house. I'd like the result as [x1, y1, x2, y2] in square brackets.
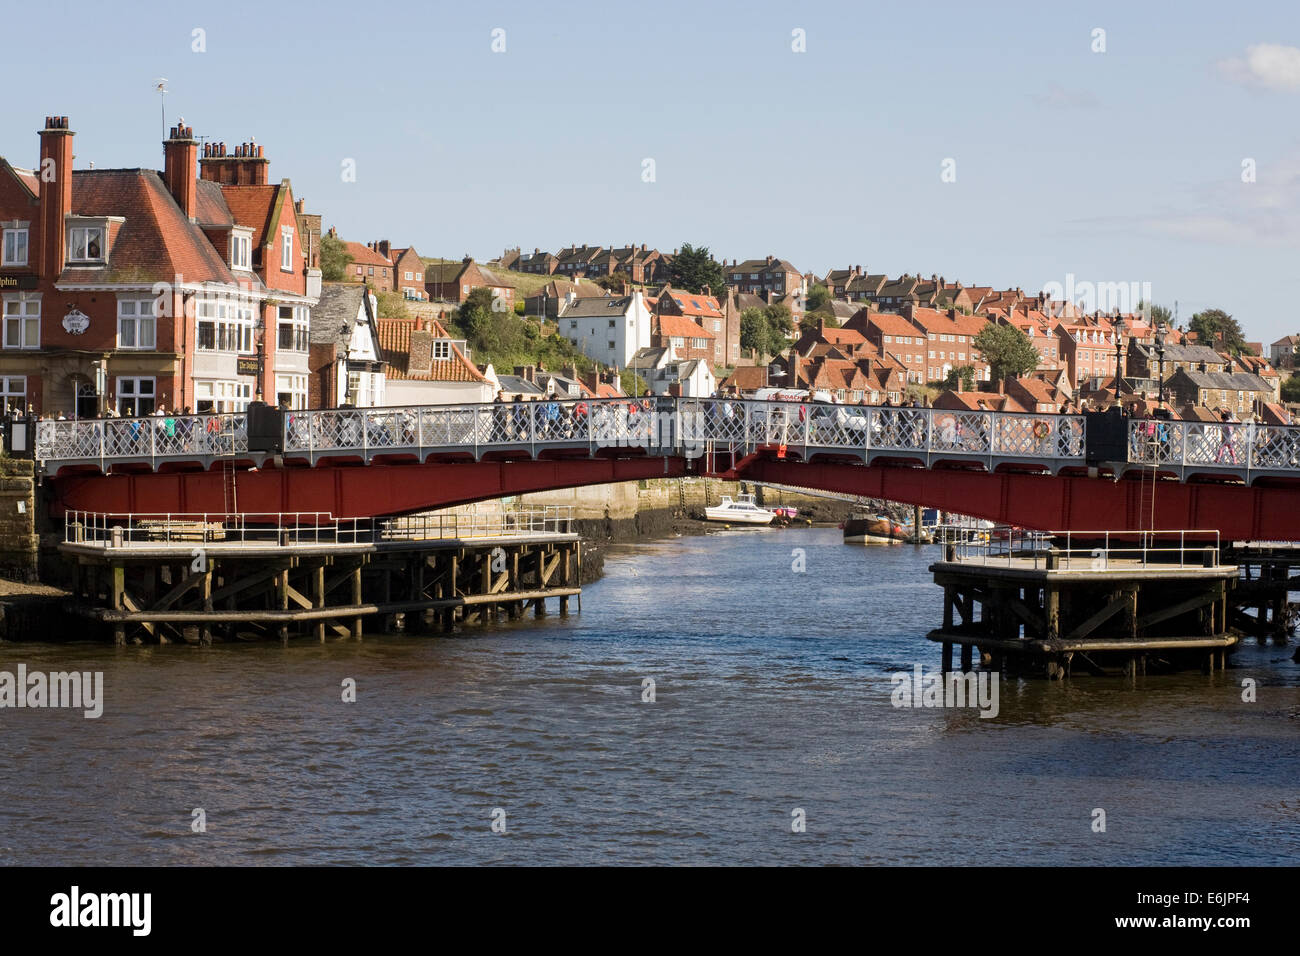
[558, 291, 651, 368]
[310, 285, 386, 407]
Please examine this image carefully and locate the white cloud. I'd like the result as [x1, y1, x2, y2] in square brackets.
[1067, 154, 1300, 246]
[1218, 43, 1300, 91]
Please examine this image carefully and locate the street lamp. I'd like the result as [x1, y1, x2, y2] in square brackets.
[1154, 320, 1167, 411]
[1113, 317, 1128, 406]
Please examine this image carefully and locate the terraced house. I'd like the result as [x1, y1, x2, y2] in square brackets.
[725, 256, 805, 298]
[0, 116, 319, 416]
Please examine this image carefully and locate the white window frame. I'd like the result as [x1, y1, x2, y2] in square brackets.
[433, 340, 451, 360]
[275, 373, 308, 409]
[2, 293, 40, 349]
[117, 297, 157, 350]
[196, 297, 256, 353]
[0, 375, 26, 414]
[276, 304, 310, 352]
[1, 227, 28, 267]
[231, 230, 252, 271]
[68, 224, 106, 263]
[116, 376, 156, 415]
[281, 227, 294, 271]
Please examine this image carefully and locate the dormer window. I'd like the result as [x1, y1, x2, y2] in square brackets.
[231, 231, 252, 271]
[433, 340, 450, 360]
[68, 225, 105, 263]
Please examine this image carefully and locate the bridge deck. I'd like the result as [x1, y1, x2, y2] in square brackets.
[29, 398, 1300, 484]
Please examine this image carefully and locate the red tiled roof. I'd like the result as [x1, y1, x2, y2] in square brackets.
[907, 307, 989, 339]
[61, 169, 237, 286]
[664, 291, 723, 318]
[376, 317, 489, 382]
[8, 166, 38, 197]
[344, 241, 393, 268]
[220, 184, 281, 247]
[721, 366, 769, 390]
[934, 390, 1027, 413]
[657, 314, 715, 339]
[861, 312, 921, 336]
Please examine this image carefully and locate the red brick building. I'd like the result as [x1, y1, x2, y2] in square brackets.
[388, 245, 426, 300]
[424, 257, 514, 306]
[651, 313, 716, 363]
[341, 240, 394, 292]
[650, 285, 731, 366]
[0, 117, 318, 416]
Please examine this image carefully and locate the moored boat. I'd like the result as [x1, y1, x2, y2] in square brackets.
[843, 512, 908, 545]
[704, 494, 776, 525]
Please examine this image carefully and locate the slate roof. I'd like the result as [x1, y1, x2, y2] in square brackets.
[311, 284, 370, 346]
[1176, 369, 1271, 392]
[560, 295, 636, 318]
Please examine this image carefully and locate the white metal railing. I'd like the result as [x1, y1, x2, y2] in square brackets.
[1127, 418, 1300, 472]
[62, 507, 575, 548]
[35, 413, 248, 463]
[944, 526, 1222, 570]
[39, 398, 1300, 476]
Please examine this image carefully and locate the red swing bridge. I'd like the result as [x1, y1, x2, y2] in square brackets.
[24, 397, 1300, 541]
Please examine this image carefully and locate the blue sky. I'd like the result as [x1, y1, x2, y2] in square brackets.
[5, 0, 1300, 342]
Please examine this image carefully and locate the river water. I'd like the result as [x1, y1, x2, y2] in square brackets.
[1, 526, 1297, 865]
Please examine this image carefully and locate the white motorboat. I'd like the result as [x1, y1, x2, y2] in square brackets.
[704, 494, 775, 525]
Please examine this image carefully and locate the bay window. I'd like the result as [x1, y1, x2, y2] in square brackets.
[196, 297, 255, 352]
[276, 304, 310, 352]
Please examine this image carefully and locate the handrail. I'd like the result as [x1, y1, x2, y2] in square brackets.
[943, 526, 1222, 570]
[34, 398, 1300, 476]
[62, 507, 576, 548]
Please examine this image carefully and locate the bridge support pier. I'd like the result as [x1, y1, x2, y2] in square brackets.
[62, 522, 581, 645]
[929, 540, 1240, 678]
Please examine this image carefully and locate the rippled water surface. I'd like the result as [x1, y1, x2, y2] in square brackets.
[1, 527, 1298, 865]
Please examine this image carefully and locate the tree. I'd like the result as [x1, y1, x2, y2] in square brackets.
[594, 270, 631, 292]
[1189, 308, 1247, 355]
[668, 243, 726, 296]
[1282, 373, 1300, 404]
[972, 321, 1039, 383]
[1137, 301, 1173, 328]
[320, 233, 352, 282]
[805, 284, 832, 313]
[457, 287, 526, 359]
[739, 306, 791, 359]
[943, 365, 976, 391]
[798, 312, 839, 336]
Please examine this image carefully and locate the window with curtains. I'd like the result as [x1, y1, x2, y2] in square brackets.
[117, 298, 157, 349]
[2, 294, 39, 349]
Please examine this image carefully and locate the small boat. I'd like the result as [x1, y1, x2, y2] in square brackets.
[843, 512, 908, 545]
[704, 494, 776, 525]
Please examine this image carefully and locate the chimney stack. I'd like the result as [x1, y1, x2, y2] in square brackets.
[163, 123, 199, 220]
[199, 137, 270, 185]
[38, 116, 74, 277]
